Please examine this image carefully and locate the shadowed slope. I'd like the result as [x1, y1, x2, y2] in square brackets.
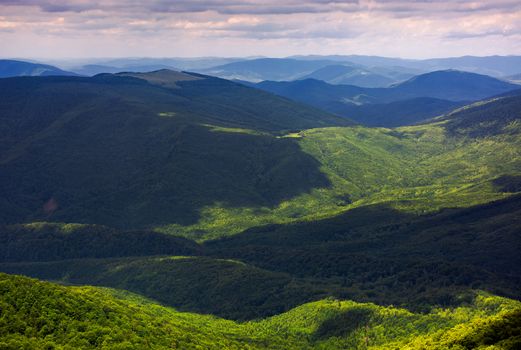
[0, 72, 348, 228]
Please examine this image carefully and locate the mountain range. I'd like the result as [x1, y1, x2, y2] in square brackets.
[252, 70, 520, 126]
[1, 61, 521, 348]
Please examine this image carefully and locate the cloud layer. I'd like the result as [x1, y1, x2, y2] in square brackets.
[1, 0, 520, 58]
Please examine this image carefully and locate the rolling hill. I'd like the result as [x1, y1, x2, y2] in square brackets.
[0, 89, 520, 324]
[1, 273, 520, 349]
[0, 59, 76, 78]
[1, 66, 521, 348]
[2, 194, 520, 320]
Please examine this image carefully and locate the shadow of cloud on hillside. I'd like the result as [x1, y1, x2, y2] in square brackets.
[206, 196, 521, 313]
[1, 119, 331, 229]
[314, 308, 373, 340]
[493, 175, 521, 193]
[0, 197, 519, 321]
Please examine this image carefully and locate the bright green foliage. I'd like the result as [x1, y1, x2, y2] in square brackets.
[1, 184, 520, 321]
[1, 273, 519, 349]
[1, 74, 520, 240]
[160, 118, 521, 239]
[0, 256, 327, 320]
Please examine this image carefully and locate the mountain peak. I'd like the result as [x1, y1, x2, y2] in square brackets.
[392, 69, 519, 101]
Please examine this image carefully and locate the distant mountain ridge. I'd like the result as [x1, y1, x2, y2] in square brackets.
[253, 70, 520, 126]
[0, 59, 77, 78]
[291, 54, 521, 77]
[200, 58, 340, 82]
[300, 64, 396, 87]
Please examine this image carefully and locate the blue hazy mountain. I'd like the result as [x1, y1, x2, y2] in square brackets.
[253, 70, 520, 126]
[300, 64, 396, 87]
[0, 59, 77, 78]
[200, 58, 343, 81]
[291, 55, 521, 77]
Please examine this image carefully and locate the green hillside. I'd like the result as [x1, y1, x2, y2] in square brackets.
[1, 72, 520, 348]
[1, 72, 519, 240]
[0, 256, 327, 320]
[160, 95, 521, 239]
[0, 72, 351, 229]
[1, 195, 519, 321]
[1, 273, 520, 349]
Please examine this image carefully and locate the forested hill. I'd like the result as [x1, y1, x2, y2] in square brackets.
[1, 67, 521, 349]
[0, 71, 350, 229]
[1, 273, 520, 349]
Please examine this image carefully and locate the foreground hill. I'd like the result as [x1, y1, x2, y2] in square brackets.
[254, 70, 520, 126]
[0, 59, 76, 78]
[1, 273, 520, 349]
[0, 71, 350, 228]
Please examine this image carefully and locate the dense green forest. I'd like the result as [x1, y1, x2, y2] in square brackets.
[1, 71, 520, 348]
[1, 274, 520, 349]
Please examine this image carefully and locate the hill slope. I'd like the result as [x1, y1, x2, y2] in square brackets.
[2, 195, 520, 320]
[1, 273, 520, 349]
[301, 64, 396, 87]
[0, 71, 350, 229]
[0, 59, 76, 78]
[1, 78, 520, 237]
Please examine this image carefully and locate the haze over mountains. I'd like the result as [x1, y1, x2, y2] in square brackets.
[4, 54, 521, 84]
[252, 70, 520, 126]
[0, 60, 77, 78]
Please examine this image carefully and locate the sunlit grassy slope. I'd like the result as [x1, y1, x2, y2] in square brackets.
[159, 111, 521, 239]
[1, 273, 520, 349]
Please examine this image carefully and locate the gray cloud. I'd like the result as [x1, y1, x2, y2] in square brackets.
[1, 0, 520, 58]
[1, 0, 519, 17]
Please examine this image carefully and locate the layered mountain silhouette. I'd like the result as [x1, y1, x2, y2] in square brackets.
[0, 59, 77, 78]
[253, 70, 520, 126]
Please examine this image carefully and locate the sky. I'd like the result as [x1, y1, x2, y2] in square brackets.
[1, 0, 521, 59]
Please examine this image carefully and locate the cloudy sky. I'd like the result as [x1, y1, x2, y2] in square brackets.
[1, 0, 520, 59]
